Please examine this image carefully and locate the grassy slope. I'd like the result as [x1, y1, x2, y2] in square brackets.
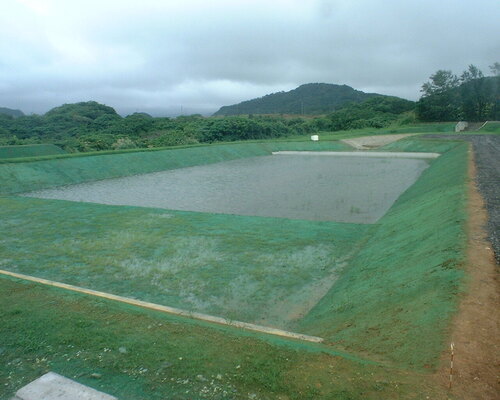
[295, 122, 456, 142]
[0, 144, 66, 159]
[0, 197, 368, 327]
[478, 121, 500, 133]
[0, 141, 351, 194]
[297, 139, 468, 368]
[0, 278, 444, 400]
[0, 135, 468, 398]
[379, 138, 461, 153]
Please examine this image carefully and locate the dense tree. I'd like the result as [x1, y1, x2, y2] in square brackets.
[325, 96, 415, 131]
[45, 101, 119, 120]
[417, 70, 461, 121]
[460, 65, 491, 121]
[108, 113, 154, 136]
[420, 70, 460, 96]
[417, 65, 499, 122]
[0, 96, 416, 152]
[490, 62, 500, 77]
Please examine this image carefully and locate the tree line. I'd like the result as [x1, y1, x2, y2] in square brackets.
[0, 96, 415, 152]
[1, 63, 497, 152]
[417, 63, 499, 122]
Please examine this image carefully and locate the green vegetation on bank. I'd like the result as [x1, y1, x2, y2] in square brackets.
[0, 122, 457, 166]
[1, 62, 497, 156]
[325, 96, 415, 130]
[1, 139, 467, 366]
[0, 137, 468, 398]
[0, 196, 368, 327]
[0, 97, 417, 153]
[309, 122, 455, 141]
[0, 278, 442, 400]
[478, 121, 500, 133]
[0, 144, 66, 159]
[297, 139, 468, 367]
[0, 103, 321, 151]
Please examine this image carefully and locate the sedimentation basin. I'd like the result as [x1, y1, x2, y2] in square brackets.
[0, 138, 468, 368]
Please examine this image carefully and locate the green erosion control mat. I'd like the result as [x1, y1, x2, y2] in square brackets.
[0, 196, 368, 328]
[0, 141, 351, 194]
[296, 139, 468, 367]
[0, 144, 66, 159]
[0, 138, 469, 370]
[1, 277, 438, 400]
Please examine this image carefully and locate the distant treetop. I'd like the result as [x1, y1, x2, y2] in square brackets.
[45, 101, 119, 120]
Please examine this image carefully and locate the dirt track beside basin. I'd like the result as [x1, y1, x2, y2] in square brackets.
[424, 134, 500, 263]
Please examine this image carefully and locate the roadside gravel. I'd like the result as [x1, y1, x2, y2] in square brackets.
[424, 134, 499, 263]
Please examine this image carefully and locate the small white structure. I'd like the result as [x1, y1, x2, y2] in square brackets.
[13, 372, 117, 400]
[310, 135, 319, 141]
[455, 121, 468, 132]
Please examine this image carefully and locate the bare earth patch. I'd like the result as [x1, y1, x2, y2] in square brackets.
[434, 148, 500, 399]
[341, 134, 414, 149]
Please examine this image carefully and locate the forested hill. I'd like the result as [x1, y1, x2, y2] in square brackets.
[0, 107, 24, 118]
[213, 83, 386, 116]
[417, 74, 499, 122]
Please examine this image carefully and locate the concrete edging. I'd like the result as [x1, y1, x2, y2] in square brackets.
[0, 269, 324, 344]
[13, 372, 117, 400]
[272, 151, 440, 159]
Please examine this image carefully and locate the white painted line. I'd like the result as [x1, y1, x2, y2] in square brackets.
[272, 151, 440, 159]
[477, 121, 489, 131]
[0, 269, 324, 343]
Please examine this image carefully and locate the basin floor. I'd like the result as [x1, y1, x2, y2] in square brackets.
[24, 154, 430, 223]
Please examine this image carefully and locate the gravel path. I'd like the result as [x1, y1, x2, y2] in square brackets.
[424, 134, 500, 263]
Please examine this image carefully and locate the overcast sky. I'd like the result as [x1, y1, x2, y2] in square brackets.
[1, 0, 499, 116]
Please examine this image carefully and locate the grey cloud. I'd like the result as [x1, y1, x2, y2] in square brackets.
[1, 0, 499, 115]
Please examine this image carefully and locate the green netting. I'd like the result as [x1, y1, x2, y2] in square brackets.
[377, 137, 462, 153]
[478, 121, 500, 133]
[0, 141, 351, 194]
[0, 196, 369, 327]
[0, 144, 66, 159]
[0, 138, 469, 371]
[296, 140, 468, 368]
[303, 123, 456, 141]
[1, 278, 431, 400]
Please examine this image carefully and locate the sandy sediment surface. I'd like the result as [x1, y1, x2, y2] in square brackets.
[341, 133, 414, 149]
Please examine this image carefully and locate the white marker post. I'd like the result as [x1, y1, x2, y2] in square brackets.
[449, 342, 455, 389]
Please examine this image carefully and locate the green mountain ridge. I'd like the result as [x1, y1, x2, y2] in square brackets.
[0, 107, 24, 118]
[213, 83, 396, 116]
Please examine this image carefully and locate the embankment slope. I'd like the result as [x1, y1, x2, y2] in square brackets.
[0, 141, 350, 195]
[297, 139, 468, 368]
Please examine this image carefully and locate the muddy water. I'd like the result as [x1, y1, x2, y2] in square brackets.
[24, 154, 430, 223]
